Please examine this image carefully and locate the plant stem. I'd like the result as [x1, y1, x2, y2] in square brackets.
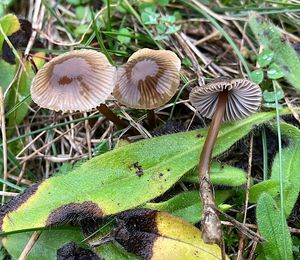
[147, 110, 156, 129]
[198, 90, 228, 245]
[97, 104, 129, 130]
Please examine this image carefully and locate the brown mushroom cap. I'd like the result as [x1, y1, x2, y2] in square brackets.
[31, 49, 116, 112]
[113, 48, 181, 109]
[189, 77, 262, 121]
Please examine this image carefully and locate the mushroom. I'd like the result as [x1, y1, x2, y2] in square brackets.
[113, 48, 181, 128]
[31, 49, 128, 129]
[189, 77, 262, 244]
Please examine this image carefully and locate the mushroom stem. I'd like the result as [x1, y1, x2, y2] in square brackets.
[97, 104, 129, 130]
[198, 90, 228, 245]
[147, 109, 156, 129]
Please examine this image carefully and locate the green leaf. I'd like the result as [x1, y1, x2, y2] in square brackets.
[7, 54, 45, 135]
[160, 15, 176, 24]
[257, 193, 293, 260]
[0, 0, 14, 16]
[0, 110, 295, 234]
[250, 179, 281, 203]
[139, 3, 156, 13]
[3, 228, 84, 260]
[117, 28, 131, 44]
[165, 24, 181, 34]
[257, 49, 274, 68]
[96, 241, 141, 260]
[153, 34, 168, 41]
[156, 24, 167, 34]
[74, 24, 91, 35]
[155, 0, 169, 6]
[270, 122, 300, 139]
[249, 12, 300, 90]
[250, 69, 264, 84]
[66, 0, 84, 5]
[0, 14, 20, 50]
[263, 89, 284, 103]
[267, 63, 285, 79]
[141, 9, 159, 25]
[0, 59, 16, 91]
[271, 140, 300, 215]
[75, 6, 87, 20]
[173, 11, 182, 21]
[182, 57, 192, 67]
[250, 140, 300, 216]
[183, 162, 247, 186]
[146, 190, 233, 224]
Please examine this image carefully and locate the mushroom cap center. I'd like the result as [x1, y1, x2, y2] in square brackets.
[131, 59, 159, 83]
[52, 57, 91, 86]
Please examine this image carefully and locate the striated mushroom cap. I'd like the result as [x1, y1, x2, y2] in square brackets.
[189, 77, 262, 121]
[31, 49, 116, 112]
[113, 48, 181, 109]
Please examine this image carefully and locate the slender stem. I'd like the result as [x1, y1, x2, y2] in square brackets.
[19, 231, 42, 260]
[262, 127, 268, 180]
[273, 81, 287, 259]
[198, 90, 228, 246]
[147, 110, 156, 130]
[97, 104, 129, 129]
[199, 91, 228, 177]
[0, 87, 7, 205]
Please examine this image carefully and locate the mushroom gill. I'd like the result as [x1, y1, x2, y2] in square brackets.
[31, 49, 116, 112]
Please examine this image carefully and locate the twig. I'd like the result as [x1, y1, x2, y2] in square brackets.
[18, 231, 42, 260]
[174, 33, 205, 86]
[20, 122, 83, 163]
[0, 191, 18, 197]
[0, 87, 7, 205]
[216, 208, 265, 243]
[24, 0, 44, 57]
[190, 0, 230, 25]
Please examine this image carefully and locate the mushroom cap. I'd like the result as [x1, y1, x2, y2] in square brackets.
[113, 48, 181, 109]
[189, 77, 262, 121]
[31, 49, 116, 112]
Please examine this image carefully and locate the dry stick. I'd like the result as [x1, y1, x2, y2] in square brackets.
[198, 90, 228, 247]
[217, 208, 264, 242]
[248, 236, 259, 260]
[0, 87, 7, 205]
[175, 33, 205, 86]
[237, 134, 253, 260]
[0, 191, 18, 197]
[20, 122, 82, 164]
[18, 231, 42, 260]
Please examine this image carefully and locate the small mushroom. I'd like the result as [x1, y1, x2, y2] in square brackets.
[31, 49, 116, 112]
[189, 77, 262, 245]
[31, 49, 128, 130]
[113, 48, 181, 127]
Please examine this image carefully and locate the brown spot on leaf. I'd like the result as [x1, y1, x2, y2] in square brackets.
[115, 208, 159, 260]
[57, 242, 101, 260]
[129, 162, 144, 177]
[0, 183, 40, 231]
[46, 201, 103, 226]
